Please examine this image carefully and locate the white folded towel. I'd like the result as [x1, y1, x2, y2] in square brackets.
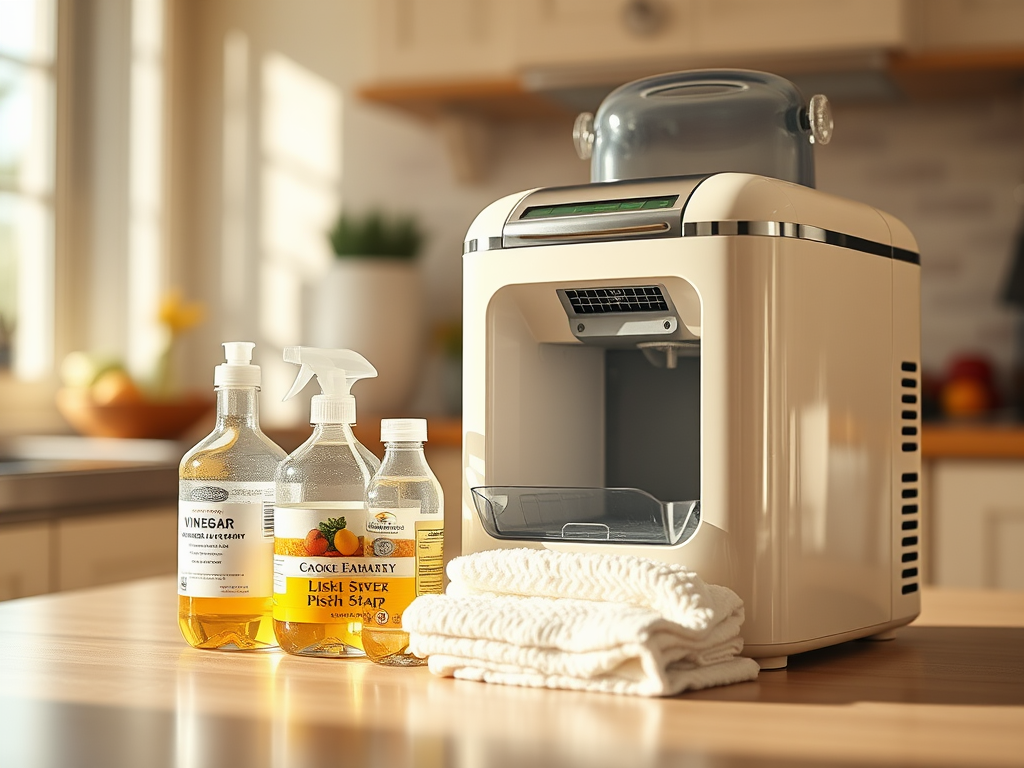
[404, 549, 760, 697]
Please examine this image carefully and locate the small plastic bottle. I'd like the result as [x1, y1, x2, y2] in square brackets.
[362, 418, 445, 666]
[273, 347, 381, 657]
[178, 342, 286, 650]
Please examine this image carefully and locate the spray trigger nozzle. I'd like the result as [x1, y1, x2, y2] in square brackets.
[282, 347, 377, 425]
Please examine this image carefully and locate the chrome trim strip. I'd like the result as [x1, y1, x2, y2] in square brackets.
[682, 221, 920, 264]
[518, 222, 670, 241]
[468, 215, 920, 264]
[463, 236, 503, 255]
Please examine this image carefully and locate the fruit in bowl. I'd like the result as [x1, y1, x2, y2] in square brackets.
[56, 353, 213, 440]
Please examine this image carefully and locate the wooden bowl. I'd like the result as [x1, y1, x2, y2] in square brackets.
[56, 388, 215, 440]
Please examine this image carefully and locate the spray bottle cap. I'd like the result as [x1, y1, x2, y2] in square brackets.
[214, 341, 261, 388]
[282, 346, 377, 425]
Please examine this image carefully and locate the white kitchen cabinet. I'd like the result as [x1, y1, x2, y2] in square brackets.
[515, 0, 696, 71]
[930, 460, 1024, 590]
[374, 0, 516, 82]
[55, 506, 177, 591]
[373, 0, 908, 84]
[690, 0, 905, 58]
[0, 522, 53, 601]
[516, 0, 906, 69]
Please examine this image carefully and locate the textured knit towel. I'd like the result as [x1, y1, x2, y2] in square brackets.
[404, 549, 760, 697]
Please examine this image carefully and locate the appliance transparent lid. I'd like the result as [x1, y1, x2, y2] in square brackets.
[576, 69, 831, 187]
[470, 486, 701, 546]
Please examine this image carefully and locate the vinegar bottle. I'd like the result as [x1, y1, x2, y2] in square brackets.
[178, 342, 285, 650]
[362, 418, 444, 666]
[273, 347, 381, 657]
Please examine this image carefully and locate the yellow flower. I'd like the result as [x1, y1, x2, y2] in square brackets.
[158, 289, 205, 335]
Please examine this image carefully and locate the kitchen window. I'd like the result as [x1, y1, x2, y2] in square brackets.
[0, 0, 57, 381]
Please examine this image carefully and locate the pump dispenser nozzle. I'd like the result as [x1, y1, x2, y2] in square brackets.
[215, 341, 261, 388]
[282, 347, 377, 425]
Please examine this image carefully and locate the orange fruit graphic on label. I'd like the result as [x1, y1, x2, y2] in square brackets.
[334, 528, 359, 556]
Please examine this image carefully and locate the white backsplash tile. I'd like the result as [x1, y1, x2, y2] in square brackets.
[817, 97, 1024, 383]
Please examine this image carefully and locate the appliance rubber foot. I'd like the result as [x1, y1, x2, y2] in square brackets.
[865, 629, 898, 641]
[756, 655, 788, 670]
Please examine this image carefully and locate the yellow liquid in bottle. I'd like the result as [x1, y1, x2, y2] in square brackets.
[178, 394, 284, 652]
[272, 619, 365, 657]
[362, 627, 426, 667]
[361, 465, 443, 668]
[272, 501, 369, 658]
[178, 595, 277, 651]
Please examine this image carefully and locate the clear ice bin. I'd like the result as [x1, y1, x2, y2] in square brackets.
[470, 487, 700, 545]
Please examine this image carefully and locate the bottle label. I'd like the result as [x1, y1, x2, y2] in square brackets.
[177, 481, 275, 598]
[364, 507, 444, 630]
[273, 503, 409, 624]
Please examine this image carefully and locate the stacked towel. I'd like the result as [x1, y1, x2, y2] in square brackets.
[403, 549, 760, 697]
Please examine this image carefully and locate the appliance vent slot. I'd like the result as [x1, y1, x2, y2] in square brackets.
[564, 286, 668, 314]
[899, 365, 920, 452]
[897, 359, 921, 596]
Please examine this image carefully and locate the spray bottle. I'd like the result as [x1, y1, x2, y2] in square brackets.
[273, 347, 381, 657]
[178, 341, 286, 650]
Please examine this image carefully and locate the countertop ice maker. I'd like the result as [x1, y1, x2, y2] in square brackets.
[460, 71, 922, 669]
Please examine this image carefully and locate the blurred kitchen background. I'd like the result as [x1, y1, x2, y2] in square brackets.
[2, 0, 1024, 598]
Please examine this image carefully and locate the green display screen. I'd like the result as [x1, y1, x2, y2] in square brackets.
[521, 195, 679, 219]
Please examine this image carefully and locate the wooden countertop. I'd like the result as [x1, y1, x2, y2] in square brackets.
[0, 580, 1021, 767]
[266, 420, 1024, 460]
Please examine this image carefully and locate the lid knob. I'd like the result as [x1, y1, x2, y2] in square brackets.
[808, 94, 833, 145]
[573, 112, 595, 160]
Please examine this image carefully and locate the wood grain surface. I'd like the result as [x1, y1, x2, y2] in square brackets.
[0, 579, 1021, 768]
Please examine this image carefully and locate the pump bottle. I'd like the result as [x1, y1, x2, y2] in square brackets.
[273, 347, 381, 657]
[362, 418, 444, 666]
[178, 342, 285, 650]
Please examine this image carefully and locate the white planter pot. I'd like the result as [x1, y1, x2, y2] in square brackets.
[303, 258, 425, 417]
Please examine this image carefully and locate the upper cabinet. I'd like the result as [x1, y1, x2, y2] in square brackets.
[359, 0, 1024, 178]
[362, 0, 1024, 103]
[368, 0, 913, 90]
[373, 0, 517, 83]
[514, 0, 697, 71]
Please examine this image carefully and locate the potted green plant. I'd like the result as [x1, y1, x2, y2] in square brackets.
[328, 210, 423, 261]
[303, 209, 427, 415]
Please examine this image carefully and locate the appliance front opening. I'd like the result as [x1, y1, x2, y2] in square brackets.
[481, 277, 701, 545]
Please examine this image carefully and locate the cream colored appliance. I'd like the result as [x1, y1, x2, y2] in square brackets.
[461, 166, 922, 669]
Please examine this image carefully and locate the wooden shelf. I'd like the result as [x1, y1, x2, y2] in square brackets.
[922, 422, 1024, 459]
[357, 49, 1024, 128]
[357, 78, 574, 122]
[887, 48, 1024, 99]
